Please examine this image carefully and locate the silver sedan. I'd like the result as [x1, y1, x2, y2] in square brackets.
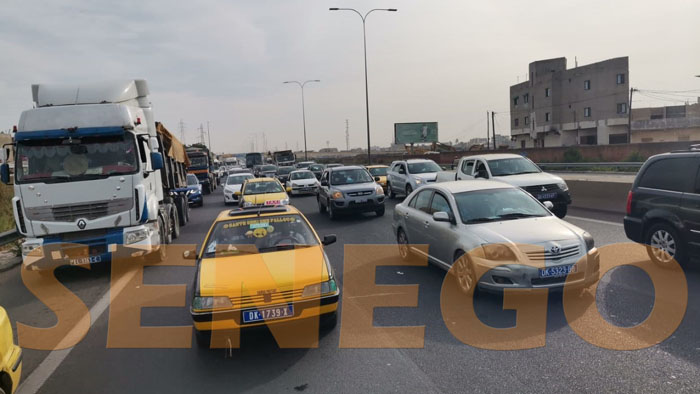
[391, 180, 600, 293]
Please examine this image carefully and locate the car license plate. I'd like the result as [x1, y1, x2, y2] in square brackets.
[356, 198, 368, 203]
[539, 264, 577, 278]
[537, 192, 557, 200]
[242, 305, 294, 324]
[264, 200, 280, 206]
[69, 255, 102, 266]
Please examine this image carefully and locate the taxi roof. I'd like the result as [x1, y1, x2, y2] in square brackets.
[245, 177, 279, 183]
[365, 164, 388, 168]
[215, 205, 300, 222]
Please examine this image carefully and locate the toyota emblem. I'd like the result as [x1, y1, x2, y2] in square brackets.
[550, 245, 561, 254]
[77, 219, 87, 230]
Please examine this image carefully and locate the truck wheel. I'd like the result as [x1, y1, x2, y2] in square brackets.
[162, 215, 172, 245]
[146, 217, 168, 263]
[176, 196, 187, 226]
[170, 208, 180, 240]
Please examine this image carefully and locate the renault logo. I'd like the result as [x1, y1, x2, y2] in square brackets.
[550, 245, 561, 254]
[77, 219, 87, 230]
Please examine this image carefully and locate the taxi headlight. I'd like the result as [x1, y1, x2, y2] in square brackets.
[280, 198, 290, 205]
[243, 201, 255, 208]
[22, 242, 44, 257]
[124, 228, 150, 245]
[192, 296, 232, 311]
[481, 244, 516, 261]
[302, 279, 338, 298]
[331, 191, 343, 199]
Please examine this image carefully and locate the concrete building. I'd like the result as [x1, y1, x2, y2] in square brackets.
[630, 102, 700, 143]
[510, 57, 630, 148]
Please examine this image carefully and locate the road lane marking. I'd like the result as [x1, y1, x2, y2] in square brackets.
[17, 268, 138, 394]
[566, 215, 624, 227]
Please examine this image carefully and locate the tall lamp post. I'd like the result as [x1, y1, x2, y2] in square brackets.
[283, 80, 320, 161]
[330, 7, 397, 165]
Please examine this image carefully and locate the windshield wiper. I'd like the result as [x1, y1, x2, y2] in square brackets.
[497, 213, 542, 220]
[464, 217, 500, 224]
[258, 244, 315, 253]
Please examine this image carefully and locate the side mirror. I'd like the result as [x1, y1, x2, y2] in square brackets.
[322, 234, 337, 246]
[398, 169, 406, 175]
[476, 170, 489, 179]
[374, 176, 381, 182]
[234, 191, 241, 196]
[321, 180, 328, 187]
[150, 152, 164, 171]
[543, 201, 554, 211]
[182, 249, 197, 260]
[432, 211, 454, 224]
[0, 164, 10, 184]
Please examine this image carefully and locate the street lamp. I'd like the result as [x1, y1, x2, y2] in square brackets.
[283, 80, 320, 161]
[330, 7, 397, 165]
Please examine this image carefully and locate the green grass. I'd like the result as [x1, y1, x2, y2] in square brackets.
[0, 184, 15, 232]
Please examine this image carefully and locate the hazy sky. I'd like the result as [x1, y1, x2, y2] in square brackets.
[1, 0, 699, 153]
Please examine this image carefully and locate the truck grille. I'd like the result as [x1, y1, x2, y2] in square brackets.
[525, 245, 580, 262]
[523, 184, 559, 194]
[25, 198, 133, 222]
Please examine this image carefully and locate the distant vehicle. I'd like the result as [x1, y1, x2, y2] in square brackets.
[228, 167, 251, 176]
[223, 173, 254, 205]
[275, 166, 295, 184]
[365, 165, 389, 195]
[287, 170, 320, 195]
[317, 166, 386, 219]
[0, 306, 22, 394]
[177, 174, 204, 207]
[296, 161, 315, 169]
[224, 157, 239, 167]
[245, 152, 264, 169]
[326, 163, 343, 168]
[392, 181, 599, 294]
[188, 205, 339, 347]
[258, 164, 277, 178]
[237, 177, 290, 208]
[308, 163, 326, 179]
[187, 147, 217, 194]
[273, 150, 296, 167]
[387, 159, 441, 198]
[437, 154, 571, 218]
[624, 149, 700, 266]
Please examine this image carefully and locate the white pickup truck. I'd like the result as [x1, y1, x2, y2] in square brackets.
[436, 153, 571, 218]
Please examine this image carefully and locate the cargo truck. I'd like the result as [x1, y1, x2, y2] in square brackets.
[0, 80, 188, 269]
[186, 146, 217, 194]
[273, 150, 296, 167]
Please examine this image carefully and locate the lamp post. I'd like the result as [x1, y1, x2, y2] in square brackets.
[283, 80, 320, 161]
[330, 7, 397, 165]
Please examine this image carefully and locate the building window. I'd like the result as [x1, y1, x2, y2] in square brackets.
[524, 116, 529, 125]
[580, 135, 597, 145]
[609, 134, 628, 144]
[584, 80, 591, 90]
[617, 103, 628, 114]
[545, 112, 551, 122]
[514, 118, 519, 127]
[584, 107, 591, 117]
[523, 93, 529, 104]
[641, 137, 653, 143]
[521, 140, 526, 149]
[616, 74, 626, 84]
[545, 88, 551, 97]
[651, 114, 664, 120]
[513, 97, 519, 106]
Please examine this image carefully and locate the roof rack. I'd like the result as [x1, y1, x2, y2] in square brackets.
[670, 144, 700, 153]
[228, 206, 290, 217]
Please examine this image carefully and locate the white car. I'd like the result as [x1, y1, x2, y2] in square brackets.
[286, 170, 320, 195]
[223, 173, 254, 205]
[392, 180, 599, 293]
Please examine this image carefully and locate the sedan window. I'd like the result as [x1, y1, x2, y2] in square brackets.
[430, 193, 452, 215]
[411, 190, 433, 213]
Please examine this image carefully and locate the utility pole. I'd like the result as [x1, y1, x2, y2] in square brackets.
[628, 87, 636, 144]
[345, 119, 350, 151]
[486, 111, 490, 150]
[199, 124, 206, 146]
[491, 111, 496, 150]
[178, 119, 185, 143]
[207, 121, 212, 150]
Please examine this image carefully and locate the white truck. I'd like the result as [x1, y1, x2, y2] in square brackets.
[0, 80, 188, 269]
[436, 153, 572, 218]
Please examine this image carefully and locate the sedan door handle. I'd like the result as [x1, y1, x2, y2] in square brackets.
[404, 213, 410, 219]
[424, 220, 430, 228]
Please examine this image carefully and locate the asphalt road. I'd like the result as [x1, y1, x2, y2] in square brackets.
[3, 186, 699, 393]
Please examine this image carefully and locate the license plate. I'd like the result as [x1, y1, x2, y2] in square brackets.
[242, 305, 294, 324]
[264, 200, 280, 206]
[539, 264, 577, 278]
[356, 198, 368, 203]
[69, 255, 102, 266]
[537, 192, 557, 200]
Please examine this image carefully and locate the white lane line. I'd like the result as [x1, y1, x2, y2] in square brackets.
[566, 215, 624, 227]
[17, 268, 137, 394]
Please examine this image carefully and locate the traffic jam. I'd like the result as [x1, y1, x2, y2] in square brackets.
[0, 82, 696, 393]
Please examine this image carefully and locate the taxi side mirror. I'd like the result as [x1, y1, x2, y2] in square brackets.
[234, 191, 241, 196]
[182, 249, 197, 260]
[322, 234, 337, 246]
[286, 186, 292, 193]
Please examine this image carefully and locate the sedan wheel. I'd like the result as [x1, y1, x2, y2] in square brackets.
[454, 253, 476, 294]
[397, 229, 410, 261]
[405, 185, 413, 196]
[317, 196, 326, 213]
[646, 224, 683, 266]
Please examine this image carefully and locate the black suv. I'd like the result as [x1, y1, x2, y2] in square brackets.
[624, 150, 700, 265]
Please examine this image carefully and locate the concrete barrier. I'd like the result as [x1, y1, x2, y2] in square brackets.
[561, 174, 633, 214]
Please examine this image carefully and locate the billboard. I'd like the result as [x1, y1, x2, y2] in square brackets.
[394, 122, 438, 144]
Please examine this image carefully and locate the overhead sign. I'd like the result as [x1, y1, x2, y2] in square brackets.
[394, 122, 438, 144]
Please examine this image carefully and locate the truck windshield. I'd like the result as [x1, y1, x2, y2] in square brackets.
[246, 154, 263, 167]
[189, 156, 208, 168]
[15, 134, 139, 184]
[487, 158, 541, 176]
[275, 152, 294, 162]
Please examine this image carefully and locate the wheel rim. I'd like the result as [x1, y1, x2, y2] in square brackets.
[398, 231, 409, 259]
[650, 229, 676, 263]
[406, 186, 412, 195]
[455, 256, 475, 293]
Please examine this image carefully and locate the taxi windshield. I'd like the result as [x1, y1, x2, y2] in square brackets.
[203, 214, 319, 257]
[368, 167, 388, 176]
[243, 181, 284, 195]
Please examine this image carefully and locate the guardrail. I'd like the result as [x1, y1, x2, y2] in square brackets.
[0, 229, 20, 247]
[537, 162, 643, 172]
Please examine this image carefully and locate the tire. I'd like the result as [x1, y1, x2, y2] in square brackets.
[553, 204, 568, 219]
[405, 184, 413, 196]
[375, 205, 385, 217]
[317, 196, 327, 214]
[199, 197, 205, 207]
[397, 229, 411, 261]
[320, 311, 338, 332]
[203, 183, 211, 195]
[175, 196, 187, 226]
[645, 223, 685, 266]
[170, 208, 180, 240]
[183, 200, 190, 222]
[388, 182, 396, 199]
[0, 385, 6, 394]
[453, 251, 476, 294]
[162, 215, 172, 244]
[146, 217, 168, 263]
[328, 201, 337, 221]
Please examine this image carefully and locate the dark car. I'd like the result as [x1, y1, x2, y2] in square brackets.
[175, 173, 204, 207]
[308, 163, 326, 179]
[276, 166, 295, 184]
[624, 148, 700, 266]
[317, 166, 385, 220]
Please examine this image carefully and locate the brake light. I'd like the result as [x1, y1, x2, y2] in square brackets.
[626, 191, 633, 215]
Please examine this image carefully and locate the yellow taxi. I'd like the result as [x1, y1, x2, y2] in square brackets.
[236, 177, 291, 208]
[365, 165, 389, 195]
[0, 307, 21, 394]
[188, 205, 339, 346]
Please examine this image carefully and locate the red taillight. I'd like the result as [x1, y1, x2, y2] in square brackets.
[626, 191, 633, 215]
